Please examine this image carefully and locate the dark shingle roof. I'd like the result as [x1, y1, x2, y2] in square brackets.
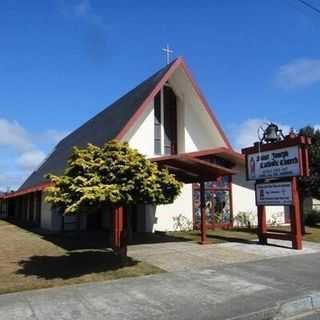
[19, 60, 176, 191]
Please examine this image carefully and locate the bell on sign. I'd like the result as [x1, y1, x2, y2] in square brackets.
[261, 123, 284, 144]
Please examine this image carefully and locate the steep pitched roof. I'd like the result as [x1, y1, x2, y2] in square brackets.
[19, 60, 177, 191]
[19, 57, 232, 192]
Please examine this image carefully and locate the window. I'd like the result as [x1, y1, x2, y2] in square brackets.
[163, 86, 177, 155]
[154, 91, 161, 155]
[154, 86, 178, 155]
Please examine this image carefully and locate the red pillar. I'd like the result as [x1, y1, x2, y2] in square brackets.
[257, 205, 267, 244]
[200, 181, 208, 244]
[112, 207, 127, 256]
[291, 177, 303, 250]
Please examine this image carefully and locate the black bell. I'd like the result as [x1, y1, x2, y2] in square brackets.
[263, 123, 281, 143]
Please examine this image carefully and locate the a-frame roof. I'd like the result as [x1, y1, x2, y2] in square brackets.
[19, 57, 232, 192]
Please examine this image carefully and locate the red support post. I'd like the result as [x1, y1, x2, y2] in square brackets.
[200, 181, 208, 244]
[257, 205, 267, 244]
[291, 177, 303, 250]
[112, 207, 127, 256]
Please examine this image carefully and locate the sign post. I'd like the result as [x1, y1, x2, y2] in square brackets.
[242, 134, 311, 250]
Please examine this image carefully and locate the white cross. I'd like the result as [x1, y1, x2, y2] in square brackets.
[162, 44, 173, 65]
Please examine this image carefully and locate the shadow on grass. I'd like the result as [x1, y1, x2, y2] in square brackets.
[42, 231, 112, 251]
[206, 234, 257, 244]
[16, 250, 138, 280]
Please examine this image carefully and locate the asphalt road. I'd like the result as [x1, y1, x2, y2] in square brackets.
[0, 252, 320, 320]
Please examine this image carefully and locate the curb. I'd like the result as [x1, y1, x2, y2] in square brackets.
[273, 292, 320, 320]
[227, 292, 320, 320]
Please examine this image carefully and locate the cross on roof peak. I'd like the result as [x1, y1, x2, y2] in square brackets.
[162, 44, 173, 65]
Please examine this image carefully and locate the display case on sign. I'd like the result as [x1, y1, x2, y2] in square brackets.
[247, 146, 300, 181]
[255, 181, 293, 206]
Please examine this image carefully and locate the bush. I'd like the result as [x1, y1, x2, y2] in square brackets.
[304, 210, 320, 227]
[233, 211, 254, 229]
[173, 214, 193, 232]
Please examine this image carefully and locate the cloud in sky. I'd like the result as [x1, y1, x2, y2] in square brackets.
[0, 118, 68, 190]
[0, 119, 33, 152]
[231, 118, 290, 151]
[60, 0, 105, 27]
[16, 150, 46, 171]
[275, 58, 320, 89]
[59, 0, 109, 64]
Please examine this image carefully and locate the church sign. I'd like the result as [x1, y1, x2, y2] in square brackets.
[247, 146, 300, 181]
[242, 133, 311, 250]
[256, 181, 293, 206]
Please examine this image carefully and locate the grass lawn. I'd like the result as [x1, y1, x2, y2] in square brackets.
[0, 220, 163, 295]
[167, 226, 320, 244]
[167, 228, 257, 244]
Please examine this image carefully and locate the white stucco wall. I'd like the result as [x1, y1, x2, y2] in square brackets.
[120, 65, 232, 232]
[122, 102, 155, 157]
[232, 164, 286, 226]
[153, 184, 193, 232]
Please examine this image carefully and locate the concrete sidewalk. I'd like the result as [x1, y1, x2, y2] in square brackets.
[1, 252, 320, 320]
[128, 239, 320, 271]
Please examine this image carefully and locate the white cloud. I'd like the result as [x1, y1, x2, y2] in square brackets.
[60, 0, 103, 26]
[74, 0, 91, 17]
[275, 58, 320, 89]
[37, 129, 69, 145]
[0, 172, 28, 192]
[0, 119, 33, 152]
[16, 150, 46, 171]
[0, 118, 68, 190]
[314, 124, 320, 131]
[232, 118, 290, 151]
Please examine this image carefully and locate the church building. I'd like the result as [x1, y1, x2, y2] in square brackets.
[1, 58, 286, 233]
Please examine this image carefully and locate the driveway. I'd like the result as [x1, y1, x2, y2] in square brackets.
[1, 251, 320, 320]
[128, 239, 320, 271]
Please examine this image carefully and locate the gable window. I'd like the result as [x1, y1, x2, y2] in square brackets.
[163, 86, 177, 155]
[154, 91, 161, 155]
[154, 86, 178, 155]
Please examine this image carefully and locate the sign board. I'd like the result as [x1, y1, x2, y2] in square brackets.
[247, 146, 300, 181]
[256, 181, 293, 206]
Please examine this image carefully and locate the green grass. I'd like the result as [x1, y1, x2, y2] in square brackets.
[167, 226, 320, 244]
[302, 227, 320, 242]
[0, 220, 164, 295]
[167, 228, 257, 244]
[0, 219, 8, 225]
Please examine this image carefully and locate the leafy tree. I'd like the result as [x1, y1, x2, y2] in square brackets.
[299, 126, 320, 200]
[45, 140, 182, 215]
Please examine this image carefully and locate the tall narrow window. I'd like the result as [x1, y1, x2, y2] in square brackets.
[163, 86, 177, 155]
[154, 91, 161, 155]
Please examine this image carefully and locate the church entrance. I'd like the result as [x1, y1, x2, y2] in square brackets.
[193, 176, 232, 229]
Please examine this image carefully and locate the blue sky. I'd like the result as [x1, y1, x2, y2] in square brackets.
[1, 0, 320, 190]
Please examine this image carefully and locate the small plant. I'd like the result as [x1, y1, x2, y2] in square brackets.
[304, 210, 320, 227]
[268, 213, 282, 226]
[234, 211, 254, 229]
[173, 214, 193, 232]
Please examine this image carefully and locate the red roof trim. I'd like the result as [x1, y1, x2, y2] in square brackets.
[183, 147, 244, 161]
[4, 182, 52, 199]
[116, 57, 233, 150]
[151, 147, 244, 163]
[116, 58, 182, 140]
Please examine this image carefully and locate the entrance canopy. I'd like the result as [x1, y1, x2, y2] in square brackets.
[151, 148, 240, 245]
[152, 147, 240, 183]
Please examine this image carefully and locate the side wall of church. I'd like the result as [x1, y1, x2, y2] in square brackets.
[232, 164, 286, 226]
